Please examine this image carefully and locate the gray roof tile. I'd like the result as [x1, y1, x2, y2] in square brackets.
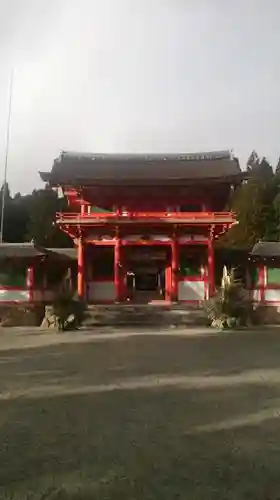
[0, 243, 45, 258]
[40, 150, 243, 185]
[251, 241, 280, 257]
[0, 244, 76, 260]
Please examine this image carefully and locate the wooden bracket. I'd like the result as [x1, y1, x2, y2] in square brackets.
[210, 224, 215, 240]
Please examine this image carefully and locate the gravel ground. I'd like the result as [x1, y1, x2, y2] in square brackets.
[0, 327, 280, 499]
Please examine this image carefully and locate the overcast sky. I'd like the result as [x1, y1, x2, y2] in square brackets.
[0, 0, 279, 193]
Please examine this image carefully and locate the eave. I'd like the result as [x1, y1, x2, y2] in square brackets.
[39, 172, 247, 188]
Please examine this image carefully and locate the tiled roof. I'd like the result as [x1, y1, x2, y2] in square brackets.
[46, 248, 76, 260]
[0, 244, 76, 260]
[39, 150, 244, 185]
[0, 243, 45, 258]
[251, 241, 280, 257]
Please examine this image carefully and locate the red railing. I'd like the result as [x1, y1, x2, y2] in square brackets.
[56, 211, 236, 222]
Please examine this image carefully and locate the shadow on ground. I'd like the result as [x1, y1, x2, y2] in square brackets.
[1, 329, 280, 499]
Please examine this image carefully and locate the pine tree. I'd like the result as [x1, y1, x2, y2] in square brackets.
[275, 156, 280, 175]
[25, 188, 72, 247]
[246, 151, 273, 178]
[220, 161, 275, 248]
[246, 150, 260, 171]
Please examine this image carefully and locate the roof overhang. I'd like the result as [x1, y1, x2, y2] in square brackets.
[39, 150, 246, 187]
[250, 241, 280, 259]
[0, 243, 76, 261]
[39, 171, 247, 187]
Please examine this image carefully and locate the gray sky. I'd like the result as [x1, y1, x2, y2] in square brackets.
[0, 0, 280, 193]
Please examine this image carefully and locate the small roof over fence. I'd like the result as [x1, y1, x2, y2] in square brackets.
[0, 243, 76, 261]
[251, 241, 280, 259]
[46, 248, 77, 260]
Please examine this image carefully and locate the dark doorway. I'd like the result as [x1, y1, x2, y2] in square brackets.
[135, 272, 158, 292]
[125, 246, 170, 303]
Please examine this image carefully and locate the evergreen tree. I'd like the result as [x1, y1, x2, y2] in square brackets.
[0, 183, 29, 242]
[246, 150, 260, 171]
[275, 156, 280, 175]
[220, 159, 274, 248]
[25, 188, 72, 247]
[263, 175, 280, 240]
[246, 151, 273, 178]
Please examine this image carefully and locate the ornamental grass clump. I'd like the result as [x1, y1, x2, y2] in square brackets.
[205, 267, 253, 330]
[52, 290, 87, 331]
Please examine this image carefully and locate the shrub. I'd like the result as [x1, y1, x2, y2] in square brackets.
[52, 290, 87, 331]
[204, 270, 254, 329]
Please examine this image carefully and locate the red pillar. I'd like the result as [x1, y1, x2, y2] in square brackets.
[208, 239, 215, 297]
[171, 237, 179, 302]
[259, 265, 266, 303]
[165, 266, 172, 301]
[114, 237, 122, 302]
[77, 238, 85, 299]
[27, 266, 35, 303]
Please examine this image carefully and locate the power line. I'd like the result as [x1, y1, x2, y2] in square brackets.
[0, 69, 14, 244]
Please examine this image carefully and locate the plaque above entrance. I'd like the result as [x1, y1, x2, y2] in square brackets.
[129, 250, 167, 261]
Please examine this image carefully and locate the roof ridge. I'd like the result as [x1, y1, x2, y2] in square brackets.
[59, 150, 232, 162]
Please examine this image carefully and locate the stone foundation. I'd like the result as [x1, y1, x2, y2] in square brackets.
[0, 305, 45, 327]
[254, 305, 280, 325]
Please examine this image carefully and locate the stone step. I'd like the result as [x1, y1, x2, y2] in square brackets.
[83, 304, 208, 327]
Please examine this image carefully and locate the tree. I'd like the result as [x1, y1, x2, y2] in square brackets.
[246, 151, 273, 178]
[0, 183, 30, 242]
[0, 183, 73, 246]
[257, 157, 273, 178]
[262, 174, 280, 240]
[246, 150, 260, 171]
[25, 188, 72, 247]
[220, 159, 275, 248]
[276, 156, 280, 175]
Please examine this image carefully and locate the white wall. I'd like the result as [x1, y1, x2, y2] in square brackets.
[250, 288, 280, 304]
[0, 289, 30, 302]
[88, 281, 115, 302]
[264, 289, 280, 302]
[178, 280, 205, 301]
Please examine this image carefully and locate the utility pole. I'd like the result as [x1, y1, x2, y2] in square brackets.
[0, 69, 14, 244]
